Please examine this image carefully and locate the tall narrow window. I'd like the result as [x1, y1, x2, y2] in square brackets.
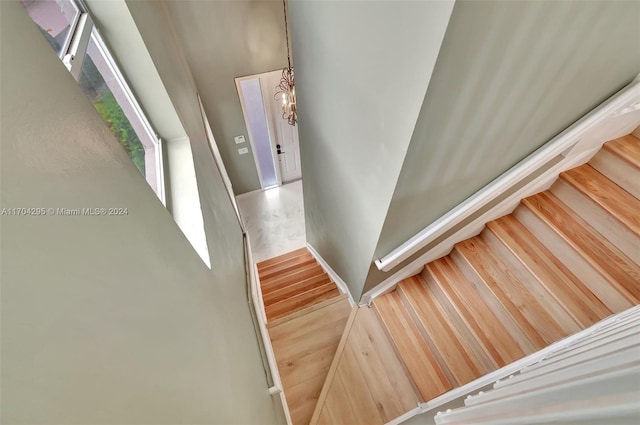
[79, 33, 146, 175]
[20, 0, 165, 203]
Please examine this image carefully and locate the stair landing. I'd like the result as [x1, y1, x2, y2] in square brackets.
[310, 307, 420, 425]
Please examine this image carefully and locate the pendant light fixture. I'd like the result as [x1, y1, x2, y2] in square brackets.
[275, 0, 297, 126]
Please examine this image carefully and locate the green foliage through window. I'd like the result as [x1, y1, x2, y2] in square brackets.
[79, 54, 146, 175]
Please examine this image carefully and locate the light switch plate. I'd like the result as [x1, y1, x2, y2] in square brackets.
[234, 135, 246, 144]
[238, 147, 249, 155]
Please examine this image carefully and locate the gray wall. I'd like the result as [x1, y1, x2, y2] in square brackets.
[0, 1, 279, 423]
[165, 0, 289, 194]
[364, 0, 640, 292]
[289, 0, 454, 299]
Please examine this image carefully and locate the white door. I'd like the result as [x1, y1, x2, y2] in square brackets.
[263, 71, 302, 183]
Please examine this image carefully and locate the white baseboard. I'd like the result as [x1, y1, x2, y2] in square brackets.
[306, 243, 356, 306]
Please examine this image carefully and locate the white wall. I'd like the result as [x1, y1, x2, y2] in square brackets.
[0, 1, 279, 423]
[289, 0, 455, 298]
[166, 136, 211, 267]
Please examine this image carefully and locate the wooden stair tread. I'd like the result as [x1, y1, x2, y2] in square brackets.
[487, 215, 612, 328]
[455, 237, 566, 348]
[560, 164, 640, 237]
[373, 291, 452, 401]
[479, 227, 582, 336]
[421, 267, 500, 372]
[266, 283, 341, 322]
[398, 276, 487, 386]
[522, 192, 640, 304]
[426, 257, 525, 367]
[260, 264, 325, 294]
[257, 247, 308, 269]
[258, 254, 315, 281]
[550, 178, 639, 264]
[603, 134, 640, 170]
[589, 145, 640, 199]
[267, 293, 349, 329]
[513, 204, 635, 314]
[263, 274, 332, 307]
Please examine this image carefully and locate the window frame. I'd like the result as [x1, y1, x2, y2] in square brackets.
[24, 0, 165, 204]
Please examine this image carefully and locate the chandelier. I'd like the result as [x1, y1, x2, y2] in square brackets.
[275, 0, 296, 126]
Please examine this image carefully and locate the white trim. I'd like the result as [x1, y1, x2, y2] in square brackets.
[245, 233, 293, 425]
[375, 79, 640, 273]
[85, 26, 165, 203]
[63, 12, 93, 80]
[390, 305, 640, 425]
[306, 243, 355, 307]
[385, 405, 425, 425]
[361, 262, 425, 306]
[197, 93, 243, 230]
[59, 0, 83, 60]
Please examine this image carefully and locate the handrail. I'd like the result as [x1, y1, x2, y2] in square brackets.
[375, 79, 640, 272]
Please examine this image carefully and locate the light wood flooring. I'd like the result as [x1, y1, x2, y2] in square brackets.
[310, 307, 421, 425]
[310, 134, 640, 423]
[259, 248, 351, 425]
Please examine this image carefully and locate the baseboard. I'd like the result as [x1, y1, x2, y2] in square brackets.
[306, 243, 356, 306]
[360, 261, 425, 306]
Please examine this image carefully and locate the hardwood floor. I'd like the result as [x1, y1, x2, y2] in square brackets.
[269, 295, 351, 425]
[309, 134, 640, 423]
[310, 307, 420, 425]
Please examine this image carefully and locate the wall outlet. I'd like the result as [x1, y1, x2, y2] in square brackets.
[234, 135, 246, 144]
[238, 147, 249, 155]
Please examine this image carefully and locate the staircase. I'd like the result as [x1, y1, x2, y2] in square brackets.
[308, 134, 640, 424]
[258, 247, 343, 322]
[257, 248, 352, 425]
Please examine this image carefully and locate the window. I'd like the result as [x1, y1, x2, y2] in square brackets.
[20, 0, 165, 203]
[19, 0, 80, 57]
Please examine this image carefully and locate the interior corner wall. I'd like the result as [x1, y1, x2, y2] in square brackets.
[288, 0, 454, 299]
[365, 0, 640, 293]
[162, 0, 290, 195]
[0, 1, 278, 423]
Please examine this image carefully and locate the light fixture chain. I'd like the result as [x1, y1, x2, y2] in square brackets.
[283, 0, 292, 70]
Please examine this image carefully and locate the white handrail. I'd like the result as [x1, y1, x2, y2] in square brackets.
[375, 79, 640, 272]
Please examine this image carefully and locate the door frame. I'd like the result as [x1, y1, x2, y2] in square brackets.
[235, 70, 284, 190]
